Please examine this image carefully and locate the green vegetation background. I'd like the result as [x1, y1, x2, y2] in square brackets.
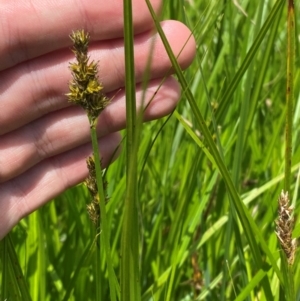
[1, 0, 300, 300]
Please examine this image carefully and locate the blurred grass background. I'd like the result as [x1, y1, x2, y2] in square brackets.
[1, 0, 300, 300]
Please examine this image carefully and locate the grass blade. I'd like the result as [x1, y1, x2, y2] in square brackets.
[145, 0, 283, 286]
[7, 234, 32, 301]
[215, 0, 285, 123]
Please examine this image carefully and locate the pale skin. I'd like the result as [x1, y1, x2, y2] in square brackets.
[0, 0, 196, 239]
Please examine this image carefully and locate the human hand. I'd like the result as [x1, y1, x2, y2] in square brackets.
[0, 0, 196, 239]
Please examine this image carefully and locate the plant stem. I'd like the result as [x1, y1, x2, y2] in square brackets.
[287, 265, 295, 301]
[284, 0, 295, 195]
[90, 124, 116, 301]
[121, 0, 141, 299]
[282, 0, 296, 301]
[281, 254, 295, 301]
[282, 2, 295, 300]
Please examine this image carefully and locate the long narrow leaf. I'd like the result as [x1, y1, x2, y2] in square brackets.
[145, 0, 283, 285]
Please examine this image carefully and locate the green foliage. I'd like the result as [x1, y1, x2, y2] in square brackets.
[121, 0, 141, 299]
[1, 0, 300, 300]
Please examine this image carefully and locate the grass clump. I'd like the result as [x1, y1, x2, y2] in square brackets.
[1, 1, 300, 301]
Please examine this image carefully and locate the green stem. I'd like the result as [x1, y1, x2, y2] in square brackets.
[95, 224, 101, 301]
[282, 2, 295, 300]
[90, 124, 116, 301]
[281, 253, 295, 301]
[121, 0, 141, 299]
[287, 265, 295, 301]
[284, 0, 295, 195]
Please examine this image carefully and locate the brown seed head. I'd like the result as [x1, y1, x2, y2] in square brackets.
[275, 190, 296, 265]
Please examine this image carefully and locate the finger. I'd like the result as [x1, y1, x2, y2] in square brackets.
[0, 0, 162, 69]
[0, 131, 121, 240]
[0, 76, 179, 182]
[0, 21, 196, 134]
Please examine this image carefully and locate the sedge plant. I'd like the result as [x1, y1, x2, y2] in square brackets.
[66, 29, 117, 301]
[276, 1, 297, 300]
[2, 1, 300, 300]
